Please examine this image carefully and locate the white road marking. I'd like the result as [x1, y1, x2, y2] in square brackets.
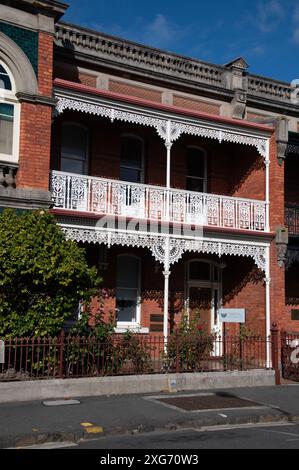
[191, 421, 294, 432]
[43, 400, 80, 406]
[10, 442, 78, 449]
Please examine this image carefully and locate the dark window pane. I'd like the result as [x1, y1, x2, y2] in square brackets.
[0, 65, 6, 73]
[0, 73, 12, 91]
[121, 137, 143, 168]
[186, 177, 204, 192]
[116, 256, 140, 323]
[0, 103, 14, 118]
[116, 256, 139, 288]
[61, 124, 88, 161]
[0, 104, 14, 155]
[116, 289, 138, 322]
[189, 261, 210, 281]
[187, 148, 205, 178]
[120, 167, 141, 183]
[61, 158, 85, 174]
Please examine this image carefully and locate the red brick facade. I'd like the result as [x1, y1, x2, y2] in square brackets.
[1, 0, 299, 337]
[16, 32, 54, 190]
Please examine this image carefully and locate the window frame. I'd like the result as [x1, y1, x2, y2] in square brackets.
[60, 122, 89, 175]
[115, 253, 141, 328]
[120, 134, 145, 184]
[186, 145, 207, 193]
[0, 60, 20, 164]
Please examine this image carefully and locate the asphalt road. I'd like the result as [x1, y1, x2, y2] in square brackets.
[35, 423, 299, 450]
[69, 425, 299, 449]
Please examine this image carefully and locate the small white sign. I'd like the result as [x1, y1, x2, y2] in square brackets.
[0, 340, 4, 364]
[219, 309, 246, 323]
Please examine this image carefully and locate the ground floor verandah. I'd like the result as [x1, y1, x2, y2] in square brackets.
[81, 244, 267, 337]
[56, 216, 271, 340]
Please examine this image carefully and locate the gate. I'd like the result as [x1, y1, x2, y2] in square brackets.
[281, 332, 299, 382]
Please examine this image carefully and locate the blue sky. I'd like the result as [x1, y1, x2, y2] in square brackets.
[63, 0, 299, 83]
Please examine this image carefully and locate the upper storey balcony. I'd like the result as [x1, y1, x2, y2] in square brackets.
[49, 80, 273, 236]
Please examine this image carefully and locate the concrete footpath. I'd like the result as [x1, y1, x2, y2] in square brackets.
[1, 384, 299, 448]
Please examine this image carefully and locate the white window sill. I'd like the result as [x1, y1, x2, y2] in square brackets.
[114, 325, 149, 334]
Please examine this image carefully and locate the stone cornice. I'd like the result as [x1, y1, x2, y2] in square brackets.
[2, 0, 68, 22]
[54, 22, 298, 115]
[55, 22, 224, 87]
[16, 92, 57, 107]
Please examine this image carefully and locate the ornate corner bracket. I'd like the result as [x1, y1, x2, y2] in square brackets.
[275, 226, 289, 268]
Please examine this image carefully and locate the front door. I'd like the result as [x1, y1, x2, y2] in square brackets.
[188, 284, 221, 333]
[186, 260, 222, 335]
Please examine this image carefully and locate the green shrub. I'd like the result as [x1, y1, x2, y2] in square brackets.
[163, 313, 215, 372]
[0, 209, 101, 337]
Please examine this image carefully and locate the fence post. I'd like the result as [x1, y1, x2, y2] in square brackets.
[280, 329, 287, 380]
[270, 322, 280, 385]
[175, 330, 180, 374]
[59, 329, 65, 379]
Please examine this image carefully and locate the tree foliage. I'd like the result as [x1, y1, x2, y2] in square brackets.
[0, 209, 100, 337]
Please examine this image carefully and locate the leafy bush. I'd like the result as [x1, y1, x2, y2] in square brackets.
[0, 209, 101, 337]
[114, 331, 153, 374]
[163, 313, 215, 372]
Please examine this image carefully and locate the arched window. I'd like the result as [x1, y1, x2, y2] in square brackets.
[186, 146, 207, 193]
[61, 123, 88, 174]
[120, 135, 144, 183]
[0, 64, 12, 90]
[0, 61, 19, 162]
[116, 255, 141, 325]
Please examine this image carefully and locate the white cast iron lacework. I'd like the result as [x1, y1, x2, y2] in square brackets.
[55, 96, 268, 159]
[51, 171, 266, 231]
[285, 249, 299, 269]
[61, 226, 267, 272]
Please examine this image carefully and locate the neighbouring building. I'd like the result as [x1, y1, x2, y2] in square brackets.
[1, 0, 299, 358]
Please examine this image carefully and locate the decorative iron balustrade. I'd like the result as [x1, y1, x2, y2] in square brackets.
[51, 171, 266, 232]
[285, 204, 299, 236]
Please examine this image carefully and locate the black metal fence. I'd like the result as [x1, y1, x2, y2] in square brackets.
[281, 331, 299, 382]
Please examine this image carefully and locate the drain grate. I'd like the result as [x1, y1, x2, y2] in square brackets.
[157, 394, 259, 411]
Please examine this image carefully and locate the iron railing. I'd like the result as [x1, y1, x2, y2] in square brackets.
[0, 332, 272, 382]
[281, 331, 299, 382]
[51, 171, 267, 232]
[285, 203, 299, 236]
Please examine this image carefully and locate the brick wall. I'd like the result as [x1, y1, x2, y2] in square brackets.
[173, 95, 220, 115]
[16, 31, 54, 190]
[17, 103, 53, 189]
[38, 32, 53, 97]
[0, 21, 38, 75]
[268, 134, 288, 329]
[109, 80, 162, 103]
[222, 257, 265, 336]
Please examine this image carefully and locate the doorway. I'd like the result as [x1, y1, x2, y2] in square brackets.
[185, 260, 222, 335]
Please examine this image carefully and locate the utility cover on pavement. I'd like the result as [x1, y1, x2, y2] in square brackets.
[43, 400, 80, 406]
[157, 394, 258, 411]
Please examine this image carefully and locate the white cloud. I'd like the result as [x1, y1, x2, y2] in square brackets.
[90, 14, 184, 49]
[141, 14, 189, 49]
[292, 5, 299, 44]
[256, 0, 284, 33]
